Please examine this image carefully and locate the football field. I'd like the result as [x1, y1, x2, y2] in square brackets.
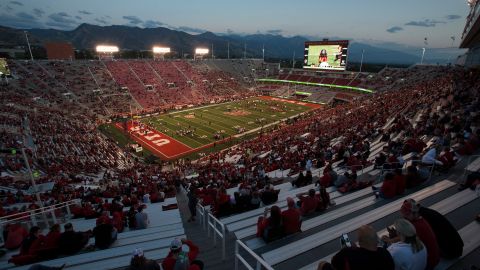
[116, 96, 322, 160]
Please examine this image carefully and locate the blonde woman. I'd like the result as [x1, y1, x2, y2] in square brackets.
[387, 219, 427, 270]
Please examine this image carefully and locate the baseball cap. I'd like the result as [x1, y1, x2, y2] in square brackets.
[400, 199, 419, 217]
[170, 239, 182, 250]
[132, 248, 144, 257]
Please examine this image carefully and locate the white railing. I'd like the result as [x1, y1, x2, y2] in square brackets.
[0, 199, 80, 226]
[235, 240, 274, 270]
[197, 203, 209, 230]
[207, 212, 226, 260]
[0, 199, 80, 245]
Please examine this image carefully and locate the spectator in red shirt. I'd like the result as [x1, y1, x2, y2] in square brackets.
[298, 189, 318, 216]
[161, 238, 202, 270]
[401, 199, 440, 270]
[4, 223, 28, 250]
[372, 173, 396, 199]
[257, 205, 284, 242]
[281, 197, 301, 235]
[393, 169, 406, 195]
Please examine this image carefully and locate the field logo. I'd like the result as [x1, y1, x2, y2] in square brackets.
[130, 125, 170, 147]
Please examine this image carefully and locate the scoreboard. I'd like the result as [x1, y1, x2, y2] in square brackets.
[303, 40, 349, 71]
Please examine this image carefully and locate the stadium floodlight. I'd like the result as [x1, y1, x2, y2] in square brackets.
[195, 48, 209, 55]
[96, 45, 119, 53]
[153, 47, 171, 54]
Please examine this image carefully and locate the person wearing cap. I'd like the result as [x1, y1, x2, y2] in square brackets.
[127, 248, 160, 270]
[281, 197, 302, 235]
[331, 225, 394, 270]
[398, 199, 440, 270]
[386, 218, 427, 270]
[161, 238, 200, 270]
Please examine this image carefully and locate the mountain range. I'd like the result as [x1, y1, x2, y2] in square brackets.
[0, 23, 466, 65]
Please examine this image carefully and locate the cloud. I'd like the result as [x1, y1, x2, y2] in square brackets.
[9, 1, 23, 6]
[75, 16, 82, 20]
[405, 19, 445, 27]
[95, 18, 108, 25]
[78, 10, 92, 15]
[57, 12, 71, 17]
[32, 8, 45, 17]
[446, 14, 461, 20]
[175, 26, 207, 33]
[5, 5, 13, 11]
[386, 26, 404, 33]
[123, 15, 143, 25]
[266, 29, 283, 35]
[143, 20, 165, 28]
[0, 12, 43, 29]
[46, 12, 78, 29]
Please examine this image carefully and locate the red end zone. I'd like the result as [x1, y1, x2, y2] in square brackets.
[115, 122, 193, 160]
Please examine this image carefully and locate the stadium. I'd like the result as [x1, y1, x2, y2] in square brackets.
[0, 1, 479, 270]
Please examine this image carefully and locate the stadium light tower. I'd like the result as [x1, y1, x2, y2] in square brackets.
[359, 49, 365, 73]
[24, 31, 34, 61]
[153, 46, 171, 60]
[227, 42, 230, 59]
[420, 48, 426, 64]
[194, 48, 209, 60]
[96, 45, 119, 60]
[262, 44, 265, 62]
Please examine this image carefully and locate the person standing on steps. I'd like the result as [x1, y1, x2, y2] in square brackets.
[187, 186, 198, 222]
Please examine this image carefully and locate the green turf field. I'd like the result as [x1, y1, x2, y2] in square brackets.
[0, 58, 10, 76]
[140, 97, 315, 149]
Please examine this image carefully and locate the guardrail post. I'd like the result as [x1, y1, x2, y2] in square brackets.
[207, 214, 211, 237]
[31, 213, 37, 226]
[66, 203, 72, 219]
[234, 241, 239, 270]
[256, 261, 262, 270]
[221, 224, 226, 261]
[50, 207, 57, 224]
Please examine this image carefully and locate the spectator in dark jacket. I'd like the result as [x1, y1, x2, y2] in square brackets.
[93, 219, 117, 249]
[58, 223, 89, 255]
[418, 204, 464, 259]
[331, 225, 394, 270]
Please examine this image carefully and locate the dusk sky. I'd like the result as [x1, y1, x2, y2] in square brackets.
[0, 0, 470, 48]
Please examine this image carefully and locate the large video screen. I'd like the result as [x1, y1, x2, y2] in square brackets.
[303, 40, 349, 71]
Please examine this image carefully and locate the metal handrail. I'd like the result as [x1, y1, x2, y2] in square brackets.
[0, 199, 80, 222]
[207, 212, 226, 261]
[197, 202, 208, 230]
[0, 199, 80, 226]
[235, 240, 274, 270]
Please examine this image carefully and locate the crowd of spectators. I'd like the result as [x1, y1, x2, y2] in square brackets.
[1, 62, 480, 269]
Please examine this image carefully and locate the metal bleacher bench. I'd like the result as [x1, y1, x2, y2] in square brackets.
[238, 184, 380, 244]
[298, 188, 479, 270]
[10, 233, 185, 270]
[220, 183, 337, 226]
[261, 180, 455, 266]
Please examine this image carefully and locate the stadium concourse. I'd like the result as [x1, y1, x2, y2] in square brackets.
[0, 59, 479, 270]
